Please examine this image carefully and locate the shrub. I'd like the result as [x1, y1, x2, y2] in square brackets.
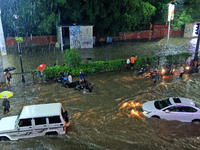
[42, 53, 189, 80]
[63, 48, 82, 67]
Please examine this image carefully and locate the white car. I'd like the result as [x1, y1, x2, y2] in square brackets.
[142, 97, 200, 123]
[0, 103, 70, 141]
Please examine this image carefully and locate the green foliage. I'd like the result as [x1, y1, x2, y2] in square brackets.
[15, 37, 23, 43]
[63, 48, 82, 68]
[38, 13, 57, 35]
[166, 52, 192, 64]
[171, 10, 192, 31]
[43, 56, 156, 80]
[42, 53, 190, 80]
[0, 0, 172, 37]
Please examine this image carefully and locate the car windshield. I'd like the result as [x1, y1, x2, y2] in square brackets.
[195, 102, 200, 108]
[154, 98, 172, 110]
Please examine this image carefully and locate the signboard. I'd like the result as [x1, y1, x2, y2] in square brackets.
[69, 26, 81, 49]
[80, 26, 93, 49]
[168, 4, 175, 21]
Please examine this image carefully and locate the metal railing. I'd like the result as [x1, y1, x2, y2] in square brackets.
[6, 71, 35, 85]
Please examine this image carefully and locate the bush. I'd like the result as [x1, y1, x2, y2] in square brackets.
[41, 53, 189, 80]
[63, 48, 82, 67]
[166, 52, 192, 64]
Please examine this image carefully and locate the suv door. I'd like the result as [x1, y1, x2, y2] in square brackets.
[34, 117, 48, 135]
[18, 118, 33, 137]
[48, 116, 63, 129]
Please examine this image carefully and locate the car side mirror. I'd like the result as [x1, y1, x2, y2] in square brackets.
[165, 110, 170, 113]
[17, 125, 20, 130]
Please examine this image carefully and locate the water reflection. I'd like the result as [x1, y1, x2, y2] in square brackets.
[0, 39, 200, 149]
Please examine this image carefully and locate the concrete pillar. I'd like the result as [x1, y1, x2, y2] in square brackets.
[0, 9, 6, 85]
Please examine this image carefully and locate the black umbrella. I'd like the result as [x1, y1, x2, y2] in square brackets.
[3, 67, 16, 72]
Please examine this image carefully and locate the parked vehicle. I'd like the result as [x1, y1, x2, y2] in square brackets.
[0, 103, 70, 141]
[142, 97, 200, 123]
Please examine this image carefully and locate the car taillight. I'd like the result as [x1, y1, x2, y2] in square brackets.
[63, 126, 66, 131]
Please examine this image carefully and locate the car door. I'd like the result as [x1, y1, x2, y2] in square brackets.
[160, 106, 183, 121]
[34, 117, 48, 135]
[179, 106, 198, 122]
[18, 118, 34, 137]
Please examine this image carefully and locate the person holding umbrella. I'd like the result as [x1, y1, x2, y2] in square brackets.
[5, 71, 11, 86]
[2, 98, 10, 114]
[3, 67, 15, 87]
[38, 64, 46, 83]
[0, 91, 13, 114]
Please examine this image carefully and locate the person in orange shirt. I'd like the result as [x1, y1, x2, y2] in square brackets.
[130, 55, 137, 70]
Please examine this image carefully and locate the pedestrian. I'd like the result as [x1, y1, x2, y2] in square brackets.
[5, 71, 12, 86]
[186, 56, 192, 66]
[80, 71, 85, 81]
[66, 73, 73, 88]
[38, 69, 44, 83]
[68, 73, 72, 84]
[153, 71, 160, 84]
[2, 98, 10, 114]
[126, 58, 130, 69]
[179, 65, 184, 78]
[130, 55, 137, 70]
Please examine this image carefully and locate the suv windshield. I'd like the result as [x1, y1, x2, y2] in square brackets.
[154, 98, 172, 110]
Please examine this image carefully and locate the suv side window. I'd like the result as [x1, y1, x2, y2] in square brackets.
[19, 119, 32, 127]
[49, 116, 61, 124]
[35, 117, 47, 125]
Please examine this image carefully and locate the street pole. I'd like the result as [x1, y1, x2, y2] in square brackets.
[18, 42, 25, 83]
[167, 2, 175, 41]
[14, 14, 25, 83]
[194, 27, 200, 60]
[167, 21, 171, 40]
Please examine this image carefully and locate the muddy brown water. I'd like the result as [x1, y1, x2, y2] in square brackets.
[0, 38, 200, 150]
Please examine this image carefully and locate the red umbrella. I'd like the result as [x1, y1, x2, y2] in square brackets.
[38, 64, 46, 71]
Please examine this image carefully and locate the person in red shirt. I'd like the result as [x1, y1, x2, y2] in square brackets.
[130, 55, 137, 70]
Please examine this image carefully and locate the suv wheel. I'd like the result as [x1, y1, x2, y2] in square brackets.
[0, 136, 10, 141]
[45, 131, 58, 137]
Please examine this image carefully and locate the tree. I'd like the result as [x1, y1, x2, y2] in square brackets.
[0, 0, 180, 37]
[171, 10, 192, 35]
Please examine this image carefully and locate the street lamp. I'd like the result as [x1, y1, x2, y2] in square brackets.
[14, 14, 25, 83]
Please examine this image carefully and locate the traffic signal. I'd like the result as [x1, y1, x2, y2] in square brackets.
[195, 23, 200, 35]
[171, 2, 177, 4]
[171, 0, 177, 4]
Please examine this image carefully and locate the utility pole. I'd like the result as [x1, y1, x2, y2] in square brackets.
[194, 23, 200, 60]
[0, 9, 6, 86]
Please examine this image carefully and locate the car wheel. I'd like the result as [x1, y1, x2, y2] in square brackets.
[151, 116, 160, 119]
[192, 119, 200, 125]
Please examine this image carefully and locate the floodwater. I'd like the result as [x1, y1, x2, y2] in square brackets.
[0, 38, 200, 150]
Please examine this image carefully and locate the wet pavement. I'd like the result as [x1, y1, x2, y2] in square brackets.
[0, 38, 200, 150]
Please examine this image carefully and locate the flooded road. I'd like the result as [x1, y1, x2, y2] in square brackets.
[0, 38, 200, 150]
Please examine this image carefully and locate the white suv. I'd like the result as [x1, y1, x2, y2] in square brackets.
[0, 103, 70, 140]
